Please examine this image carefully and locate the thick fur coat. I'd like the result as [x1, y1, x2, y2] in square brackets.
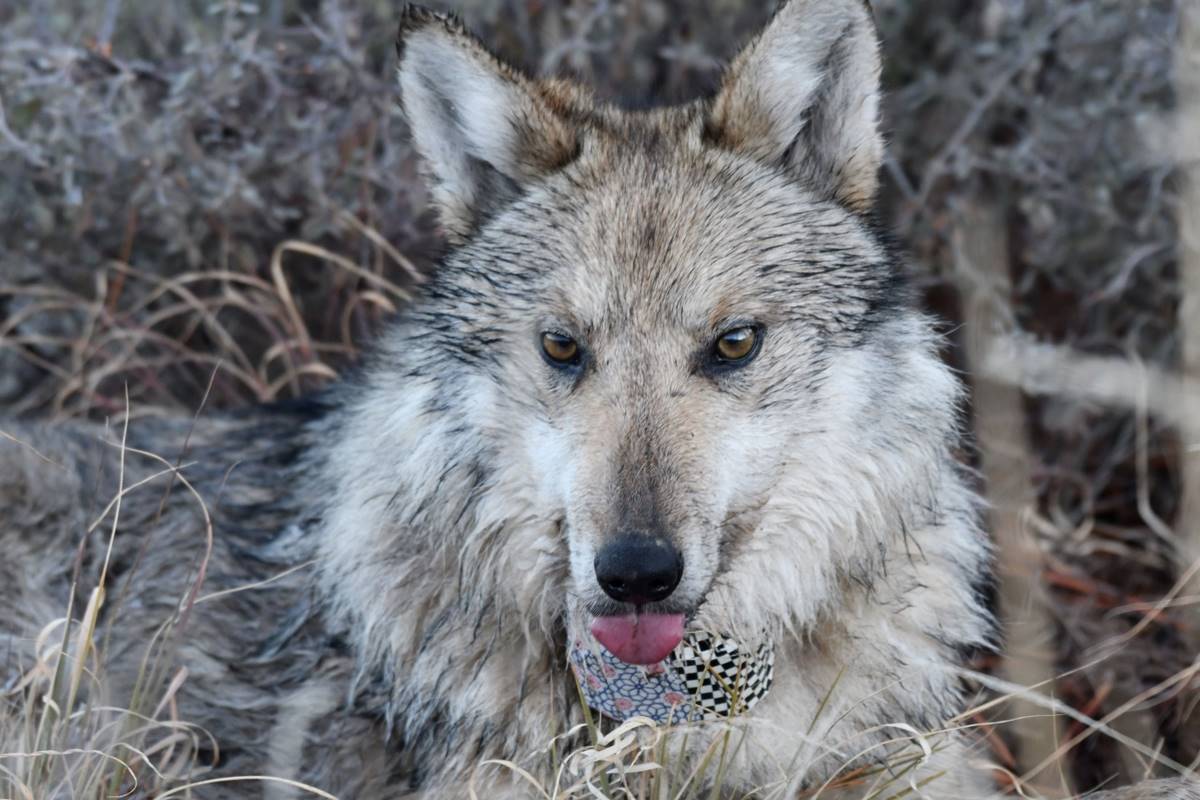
[1, 1, 1028, 797]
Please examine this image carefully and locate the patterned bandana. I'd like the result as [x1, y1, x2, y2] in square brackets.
[569, 631, 775, 725]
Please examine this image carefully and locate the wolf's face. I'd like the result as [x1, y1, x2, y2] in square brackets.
[395, 0, 918, 663]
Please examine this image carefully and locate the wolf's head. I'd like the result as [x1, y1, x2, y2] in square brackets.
[322, 0, 968, 671]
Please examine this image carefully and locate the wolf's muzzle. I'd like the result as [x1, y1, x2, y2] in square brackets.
[593, 534, 683, 605]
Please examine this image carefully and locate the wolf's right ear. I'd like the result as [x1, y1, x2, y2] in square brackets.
[705, 0, 883, 213]
[396, 6, 580, 243]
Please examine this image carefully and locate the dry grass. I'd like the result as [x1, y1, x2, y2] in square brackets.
[0, 412, 344, 799]
[0, 219, 416, 418]
[2, 0, 1199, 796]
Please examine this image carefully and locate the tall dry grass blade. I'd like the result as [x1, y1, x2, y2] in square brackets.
[336, 211, 424, 285]
[960, 668, 1196, 779]
[61, 586, 102, 745]
[154, 775, 340, 798]
[0, 429, 65, 468]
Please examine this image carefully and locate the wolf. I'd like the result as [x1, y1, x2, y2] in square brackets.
[6, 0, 1161, 797]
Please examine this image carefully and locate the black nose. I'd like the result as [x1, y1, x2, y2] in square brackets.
[594, 534, 683, 605]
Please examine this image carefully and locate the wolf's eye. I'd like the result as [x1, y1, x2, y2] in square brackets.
[713, 326, 761, 365]
[541, 331, 580, 366]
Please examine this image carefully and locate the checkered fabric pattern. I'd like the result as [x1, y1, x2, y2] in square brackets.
[569, 630, 775, 725]
[667, 632, 775, 718]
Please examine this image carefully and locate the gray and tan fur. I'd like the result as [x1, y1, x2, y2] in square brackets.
[4, 1, 1177, 798]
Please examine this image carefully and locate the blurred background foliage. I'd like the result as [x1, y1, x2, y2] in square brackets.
[0, 0, 1196, 793]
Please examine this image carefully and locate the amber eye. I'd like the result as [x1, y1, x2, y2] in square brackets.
[713, 326, 760, 364]
[541, 331, 580, 366]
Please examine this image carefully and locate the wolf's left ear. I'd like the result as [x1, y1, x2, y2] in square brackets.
[396, 6, 580, 243]
[705, 0, 883, 213]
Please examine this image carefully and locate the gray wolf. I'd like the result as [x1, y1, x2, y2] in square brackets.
[0, 0, 1096, 796]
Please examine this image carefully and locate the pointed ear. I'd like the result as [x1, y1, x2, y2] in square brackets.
[705, 0, 883, 213]
[396, 6, 580, 243]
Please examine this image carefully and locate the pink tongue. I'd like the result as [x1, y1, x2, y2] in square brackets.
[590, 613, 685, 665]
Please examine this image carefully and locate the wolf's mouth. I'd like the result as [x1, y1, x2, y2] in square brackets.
[590, 612, 685, 665]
